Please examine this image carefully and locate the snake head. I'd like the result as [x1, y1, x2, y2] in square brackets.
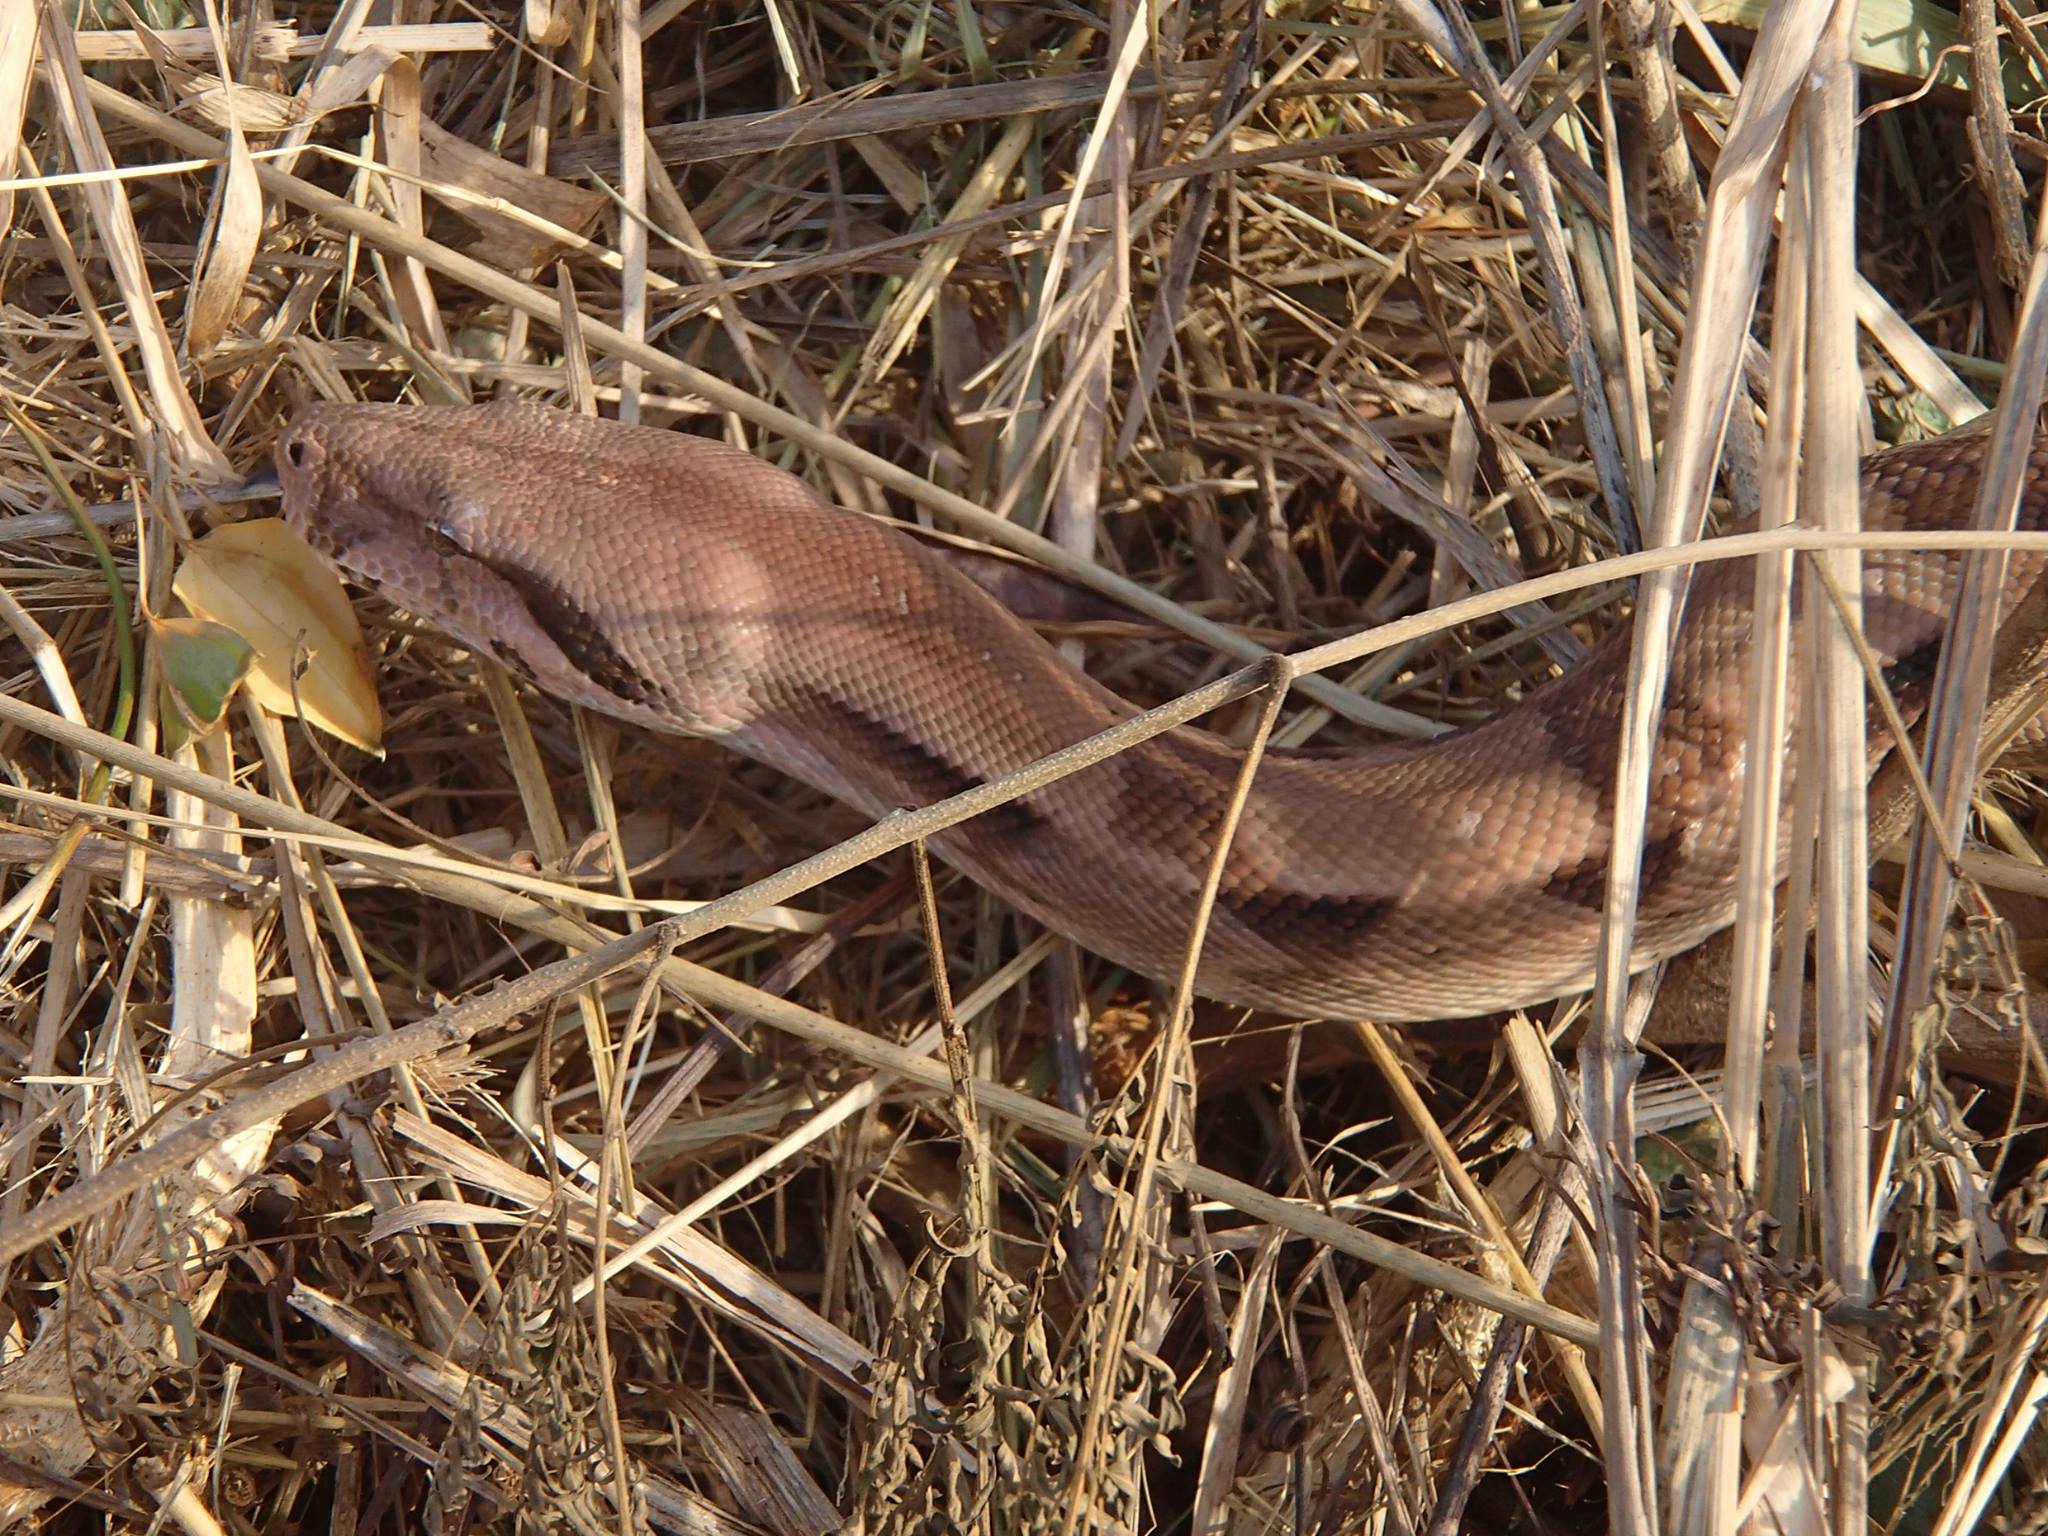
[275, 404, 491, 568]
[274, 401, 670, 718]
[273, 404, 503, 636]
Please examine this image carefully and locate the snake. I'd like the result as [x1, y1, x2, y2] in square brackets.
[272, 400, 2048, 1024]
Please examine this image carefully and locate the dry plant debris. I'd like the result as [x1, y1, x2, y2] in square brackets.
[0, 2, 2045, 1533]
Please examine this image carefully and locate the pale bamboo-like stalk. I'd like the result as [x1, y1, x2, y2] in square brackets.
[1802, 10, 1873, 1528]
[1576, 0, 1840, 1524]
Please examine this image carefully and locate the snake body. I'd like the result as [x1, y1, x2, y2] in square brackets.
[274, 401, 2048, 1022]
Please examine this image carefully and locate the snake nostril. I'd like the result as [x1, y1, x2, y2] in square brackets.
[281, 432, 309, 470]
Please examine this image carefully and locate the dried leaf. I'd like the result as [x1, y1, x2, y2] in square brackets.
[172, 518, 383, 755]
[185, 115, 263, 354]
[524, 0, 572, 47]
[298, 45, 399, 120]
[418, 118, 606, 271]
[180, 75, 307, 134]
[0, 6, 38, 242]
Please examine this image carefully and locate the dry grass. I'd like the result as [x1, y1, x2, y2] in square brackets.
[1, 1, 2047, 1532]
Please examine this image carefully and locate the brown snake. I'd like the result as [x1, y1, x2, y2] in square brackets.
[274, 401, 2048, 1024]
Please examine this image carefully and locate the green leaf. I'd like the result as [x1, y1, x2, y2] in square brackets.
[152, 614, 256, 736]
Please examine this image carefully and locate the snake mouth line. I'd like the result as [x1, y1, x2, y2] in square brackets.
[462, 551, 672, 709]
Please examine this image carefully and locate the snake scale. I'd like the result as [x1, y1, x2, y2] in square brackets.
[274, 400, 2048, 1023]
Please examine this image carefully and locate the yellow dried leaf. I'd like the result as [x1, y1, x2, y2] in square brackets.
[172, 519, 384, 755]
